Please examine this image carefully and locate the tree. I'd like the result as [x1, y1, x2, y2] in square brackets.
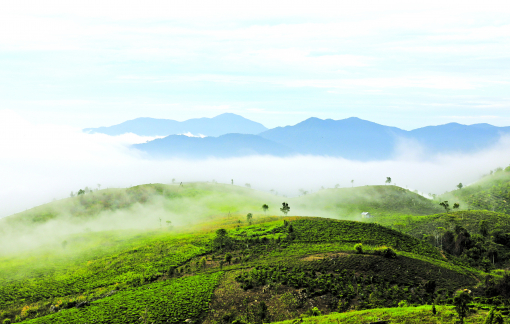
[262, 204, 268, 214]
[479, 220, 489, 237]
[225, 253, 232, 265]
[280, 202, 290, 216]
[77, 189, 85, 196]
[214, 228, 228, 250]
[245, 183, 251, 188]
[247, 213, 253, 223]
[457, 183, 463, 190]
[439, 201, 450, 213]
[351, 180, 354, 187]
[385, 177, 391, 185]
[231, 179, 233, 185]
[453, 289, 472, 323]
[199, 256, 206, 270]
[354, 243, 363, 254]
[453, 203, 460, 211]
[335, 184, 339, 189]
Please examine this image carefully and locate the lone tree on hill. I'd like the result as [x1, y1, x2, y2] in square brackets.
[439, 201, 451, 213]
[280, 202, 290, 216]
[214, 228, 228, 250]
[453, 203, 460, 211]
[457, 183, 463, 190]
[385, 177, 392, 185]
[351, 180, 354, 187]
[262, 204, 268, 214]
[246, 213, 253, 223]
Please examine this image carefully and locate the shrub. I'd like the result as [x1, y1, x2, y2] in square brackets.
[305, 306, 321, 316]
[354, 243, 363, 254]
[374, 246, 397, 258]
[3, 319, 12, 324]
[398, 300, 409, 307]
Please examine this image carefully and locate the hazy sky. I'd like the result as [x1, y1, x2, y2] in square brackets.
[2, 0, 510, 130]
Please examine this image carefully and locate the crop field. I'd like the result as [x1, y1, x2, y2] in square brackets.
[23, 273, 223, 324]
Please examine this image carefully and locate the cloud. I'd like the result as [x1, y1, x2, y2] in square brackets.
[2, 110, 510, 219]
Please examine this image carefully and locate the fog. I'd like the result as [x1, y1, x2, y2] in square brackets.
[1, 109, 510, 219]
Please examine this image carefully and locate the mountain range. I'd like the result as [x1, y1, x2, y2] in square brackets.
[85, 114, 510, 160]
[83, 113, 267, 137]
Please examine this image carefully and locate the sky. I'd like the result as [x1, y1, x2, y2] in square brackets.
[1, 0, 510, 130]
[2, 1, 510, 218]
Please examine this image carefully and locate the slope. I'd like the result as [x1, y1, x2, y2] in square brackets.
[0, 216, 486, 324]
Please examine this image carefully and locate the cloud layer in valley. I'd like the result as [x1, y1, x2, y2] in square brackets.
[1, 110, 510, 219]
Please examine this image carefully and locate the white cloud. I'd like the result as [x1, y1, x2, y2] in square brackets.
[2, 110, 510, 218]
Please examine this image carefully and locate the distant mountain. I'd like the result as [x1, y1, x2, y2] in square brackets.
[133, 133, 295, 158]
[258, 117, 407, 160]
[83, 113, 268, 137]
[128, 116, 510, 160]
[259, 118, 510, 160]
[408, 123, 510, 153]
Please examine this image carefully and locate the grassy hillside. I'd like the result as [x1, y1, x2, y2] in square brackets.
[292, 185, 443, 218]
[274, 305, 492, 324]
[395, 210, 510, 272]
[0, 214, 492, 324]
[2, 183, 509, 323]
[441, 168, 510, 214]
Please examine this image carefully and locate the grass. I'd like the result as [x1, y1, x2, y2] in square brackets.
[273, 305, 491, 324]
[0, 183, 504, 323]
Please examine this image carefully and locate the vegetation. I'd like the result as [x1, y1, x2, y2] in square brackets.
[2, 180, 510, 323]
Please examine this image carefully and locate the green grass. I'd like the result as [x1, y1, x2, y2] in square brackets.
[0, 230, 211, 316]
[0, 183, 502, 323]
[272, 305, 491, 324]
[23, 272, 223, 324]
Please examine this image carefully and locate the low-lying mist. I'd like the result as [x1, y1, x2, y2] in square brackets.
[1, 110, 510, 255]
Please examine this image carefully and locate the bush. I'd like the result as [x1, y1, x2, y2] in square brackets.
[398, 300, 409, 307]
[354, 243, 363, 254]
[374, 246, 397, 258]
[3, 319, 11, 324]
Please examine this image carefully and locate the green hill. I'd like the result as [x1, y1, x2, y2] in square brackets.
[398, 210, 510, 271]
[1, 183, 508, 323]
[0, 214, 489, 324]
[291, 185, 443, 218]
[441, 168, 510, 215]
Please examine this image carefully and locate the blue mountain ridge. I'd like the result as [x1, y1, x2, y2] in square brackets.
[110, 115, 510, 160]
[83, 113, 268, 137]
[133, 133, 295, 158]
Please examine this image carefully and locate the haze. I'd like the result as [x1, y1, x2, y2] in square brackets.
[1, 110, 510, 219]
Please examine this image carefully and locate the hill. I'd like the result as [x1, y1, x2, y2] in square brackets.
[1, 184, 508, 323]
[0, 216, 487, 324]
[290, 185, 444, 218]
[395, 210, 510, 271]
[441, 167, 510, 215]
[83, 113, 268, 137]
